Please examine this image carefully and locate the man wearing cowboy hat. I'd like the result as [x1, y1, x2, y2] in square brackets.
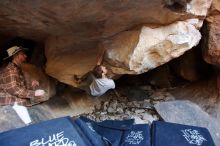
[0, 46, 46, 106]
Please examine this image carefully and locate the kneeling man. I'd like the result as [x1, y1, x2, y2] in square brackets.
[0, 46, 46, 106]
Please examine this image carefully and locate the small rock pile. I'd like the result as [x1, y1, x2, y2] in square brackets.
[82, 88, 175, 124]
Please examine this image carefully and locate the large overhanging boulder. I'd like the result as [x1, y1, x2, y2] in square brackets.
[45, 19, 202, 86]
[104, 19, 202, 74]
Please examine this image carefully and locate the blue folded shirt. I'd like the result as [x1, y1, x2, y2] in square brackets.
[74, 118, 108, 146]
[152, 121, 216, 146]
[0, 116, 92, 146]
[98, 118, 134, 130]
[78, 116, 150, 146]
[79, 116, 126, 146]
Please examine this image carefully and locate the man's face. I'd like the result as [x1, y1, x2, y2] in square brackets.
[16, 51, 27, 63]
[101, 66, 108, 74]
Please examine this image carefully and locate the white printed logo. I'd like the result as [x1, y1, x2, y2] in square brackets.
[30, 131, 77, 146]
[125, 131, 144, 144]
[181, 129, 207, 145]
[86, 122, 95, 132]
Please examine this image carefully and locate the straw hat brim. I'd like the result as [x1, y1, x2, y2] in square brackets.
[3, 48, 28, 60]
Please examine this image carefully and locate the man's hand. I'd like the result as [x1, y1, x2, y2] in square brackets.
[73, 75, 82, 84]
[31, 80, 39, 89]
[34, 89, 45, 96]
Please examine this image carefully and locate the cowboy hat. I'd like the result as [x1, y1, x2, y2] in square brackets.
[3, 46, 28, 60]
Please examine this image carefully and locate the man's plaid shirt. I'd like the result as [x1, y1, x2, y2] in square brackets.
[0, 62, 35, 106]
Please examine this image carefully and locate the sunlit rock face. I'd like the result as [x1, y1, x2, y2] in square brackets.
[104, 20, 201, 74]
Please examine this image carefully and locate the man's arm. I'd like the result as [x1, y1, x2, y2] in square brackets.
[5, 69, 35, 99]
[96, 43, 107, 65]
[73, 72, 91, 84]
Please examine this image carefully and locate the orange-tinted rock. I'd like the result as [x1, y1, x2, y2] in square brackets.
[202, 15, 220, 65]
[45, 36, 100, 87]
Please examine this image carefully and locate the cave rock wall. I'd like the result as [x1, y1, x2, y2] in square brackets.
[0, 0, 213, 86]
